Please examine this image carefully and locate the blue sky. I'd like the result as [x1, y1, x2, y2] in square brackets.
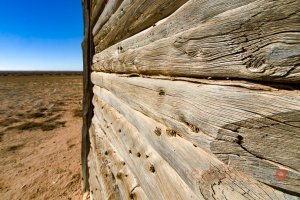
[0, 0, 83, 71]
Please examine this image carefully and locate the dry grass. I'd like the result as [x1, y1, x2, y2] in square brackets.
[6, 144, 25, 152]
[15, 121, 66, 132]
[73, 108, 83, 118]
[29, 112, 46, 119]
[0, 117, 20, 127]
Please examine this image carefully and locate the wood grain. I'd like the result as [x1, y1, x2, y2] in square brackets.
[93, 0, 189, 52]
[92, 72, 300, 194]
[86, 0, 300, 198]
[82, 0, 93, 192]
[91, 0, 107, 27]
[93, 0, 300, 83]
[92, 101, 201, 199]
[93, 0, 255, 60]
[92, 0, 123, 35]
[92, 92, 300, 200]
[89, 123, 149, 200]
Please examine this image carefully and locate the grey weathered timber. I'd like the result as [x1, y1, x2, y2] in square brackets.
[93, 0, 300, 83]
[91, 92, 299, 200]
[92, 72, 300, 194]
[89, 123, 148, 199]
[91, 0, 107, 27]
[92, 0, 123, 36]
[92, 109, 201, 200]
[81, 0, 93, 192]
[93, 0, 189, 53]
[93, 0, 255, 60]
[83, 0, 300, 199]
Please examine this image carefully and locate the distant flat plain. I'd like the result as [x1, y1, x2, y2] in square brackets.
[0, 72, 83, 199]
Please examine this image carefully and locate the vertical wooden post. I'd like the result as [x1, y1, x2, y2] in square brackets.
[81, 0, 94, 192]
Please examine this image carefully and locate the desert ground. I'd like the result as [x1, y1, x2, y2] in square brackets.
[0, 74, 83, 199]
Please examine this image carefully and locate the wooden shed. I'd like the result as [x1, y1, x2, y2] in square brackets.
[82, 0, 300, 199]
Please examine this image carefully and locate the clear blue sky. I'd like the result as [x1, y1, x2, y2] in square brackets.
[0, 0, 83, 71]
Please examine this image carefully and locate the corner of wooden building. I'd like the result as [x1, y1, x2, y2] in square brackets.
[82, 0, 300, 199]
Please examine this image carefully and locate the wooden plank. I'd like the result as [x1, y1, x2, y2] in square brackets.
[89, 126, 120, 199]
[92, 86, 299, 200]
[93, 0, 189, 52]
[228, 155, 300, 196]
[91, 122, 148, 200]
[88, 150, 117, 200]
[93, 0, 255, 58]
[87, 152, 103, 199]
[90, 123, 149, 200]
[92, 0, 123, 35]
[92, 101, 202, 200]
[93, 0, 300, 83]
[91, 0, 107, 27]
[91, 72, 300, 194]
[82, 0, 93, 192]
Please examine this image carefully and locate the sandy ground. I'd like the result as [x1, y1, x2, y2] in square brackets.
[0, 75, 83, 200]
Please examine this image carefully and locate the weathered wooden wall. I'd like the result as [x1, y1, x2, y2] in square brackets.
[82, 0, 300, 199]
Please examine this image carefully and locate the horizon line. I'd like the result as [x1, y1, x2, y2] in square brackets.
[0, 70, 83, 72]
